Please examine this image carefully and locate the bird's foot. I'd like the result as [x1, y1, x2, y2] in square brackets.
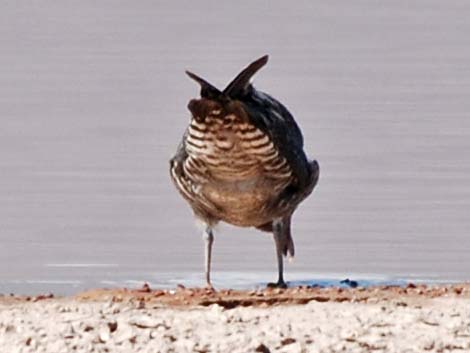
[267, 280, 288, 289]
[205, 283, 216, 293]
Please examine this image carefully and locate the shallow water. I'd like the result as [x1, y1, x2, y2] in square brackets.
[1, 1, 470, 295]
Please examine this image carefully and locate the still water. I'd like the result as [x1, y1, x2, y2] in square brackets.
[1, 1, 469, 294]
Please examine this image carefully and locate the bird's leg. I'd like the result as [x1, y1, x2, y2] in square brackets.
[268, 220, 288, 289]
[203, 226, 214, 289]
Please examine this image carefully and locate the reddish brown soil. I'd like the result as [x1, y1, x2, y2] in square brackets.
[2, 283, 469, 308]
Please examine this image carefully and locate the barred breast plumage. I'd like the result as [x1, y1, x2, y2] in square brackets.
[169, 55, 320, 288]
[180, 109, 294, 226]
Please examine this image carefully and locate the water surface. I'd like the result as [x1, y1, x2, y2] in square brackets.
[1, 1, 470, 295]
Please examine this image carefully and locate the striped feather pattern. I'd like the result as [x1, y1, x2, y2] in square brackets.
[186, 115, 292, 183]
[171, 112, 294, 226]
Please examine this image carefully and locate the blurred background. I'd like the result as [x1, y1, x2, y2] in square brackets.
[1, 1, 469, 294]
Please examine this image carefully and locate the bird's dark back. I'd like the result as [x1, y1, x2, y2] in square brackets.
[235, 86, 311, 190]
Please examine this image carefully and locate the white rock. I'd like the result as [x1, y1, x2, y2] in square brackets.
[98, 327, 110, 343]
[113, 324, 136, 344]
[129, 316, 165, 329]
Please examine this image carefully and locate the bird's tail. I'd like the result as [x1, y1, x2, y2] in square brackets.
[258, 216, 295, 259]
[280, 216, 295, 259]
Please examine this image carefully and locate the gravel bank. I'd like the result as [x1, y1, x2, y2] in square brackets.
[1, 285, 469, 353]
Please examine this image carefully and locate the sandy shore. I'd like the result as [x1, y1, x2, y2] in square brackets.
[1, 284, 470, 353]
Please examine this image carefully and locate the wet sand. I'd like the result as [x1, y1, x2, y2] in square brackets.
[1, 283, 470, 352]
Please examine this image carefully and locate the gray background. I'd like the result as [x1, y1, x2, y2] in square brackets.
[1, 1, 469, 294]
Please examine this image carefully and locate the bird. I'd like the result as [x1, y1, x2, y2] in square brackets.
[169, 55, 319, 288]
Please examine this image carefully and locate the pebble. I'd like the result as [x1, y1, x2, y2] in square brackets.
[107, 321, 118, 333]
[0, 293, 469, 352]
[129, 316, 166, 329]
[98, 327, 110, 343]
